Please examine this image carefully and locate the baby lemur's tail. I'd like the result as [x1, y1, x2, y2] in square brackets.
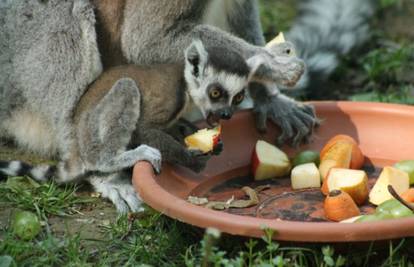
[0, 160, 56, 181]
[287, 0, 376, 93]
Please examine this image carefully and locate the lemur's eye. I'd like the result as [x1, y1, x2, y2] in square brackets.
[209, 88, 222, 99]
[233, 91, 245, 105]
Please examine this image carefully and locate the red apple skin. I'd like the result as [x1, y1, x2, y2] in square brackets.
[212, 134, 220, 148]
[251, 149, 260, 178]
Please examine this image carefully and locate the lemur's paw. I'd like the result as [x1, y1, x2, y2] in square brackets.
[187, 150, 211, 173]
[248, 43, 305, 89]
[135, 145, 162, 174]
[167, 119, 199, 143]
[89, 175, 144, 214]
[254, 95, 320, 147]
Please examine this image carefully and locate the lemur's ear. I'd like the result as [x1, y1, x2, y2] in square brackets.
[185, 40, 208, 78]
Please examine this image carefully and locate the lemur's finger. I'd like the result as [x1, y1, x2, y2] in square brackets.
[273, 116, 294, 145]
[212, 140, 223, 155]
[120, 186, 144, 213]
[253, 108, 268, 133]
[289, 115, 310, 148]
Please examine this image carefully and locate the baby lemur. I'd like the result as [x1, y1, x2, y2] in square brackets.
[0, 40, 250, 212]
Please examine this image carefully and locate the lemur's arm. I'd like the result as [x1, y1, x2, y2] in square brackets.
[225, 1, 320, 147]
[226, 0, 266, 46]
[138, 127, 210, 173]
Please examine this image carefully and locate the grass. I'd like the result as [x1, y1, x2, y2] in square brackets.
[0, 178, 413, 266]
[1, 186, 413, 267]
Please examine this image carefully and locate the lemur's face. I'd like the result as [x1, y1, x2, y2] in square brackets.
[184, 40, 249, 126]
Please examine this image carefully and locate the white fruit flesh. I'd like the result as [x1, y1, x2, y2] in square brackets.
[327, 169, 367, 191]
[266, 32, 286, 48]
[369, 166, 410, 205]
[253, 140, 291, 180]
[185, 127, 220, 153]
[291, 163, 321, 189]
[340, 215, 363, 223]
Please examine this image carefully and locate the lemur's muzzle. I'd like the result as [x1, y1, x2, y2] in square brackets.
[206, 108, 233, 127]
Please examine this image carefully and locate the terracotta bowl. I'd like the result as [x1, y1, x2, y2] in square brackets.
[132, 101, 414, 242]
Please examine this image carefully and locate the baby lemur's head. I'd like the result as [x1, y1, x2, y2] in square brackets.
[184, 40, 249, 126]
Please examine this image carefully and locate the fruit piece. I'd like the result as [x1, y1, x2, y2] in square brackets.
[251, 140, 291, 180]
[376, 199, 414, 219]
[184, 126, 221, 153]
[320, 135, 364, 169]
[266, 32, 286, 48]
[11, 211, 41, 240]
[319, 141, 353, 180]
[394, 160, 414, 185]
[369, 167, 410, 205]
[401, 188, 414, 203]
[324, 190, 360, 222]
[319, 142, 353, 195]
[326, 168, 369, 205]
[291, 163, 321, 190]
[339, 215, 363, 223]
[292, 150, 320, 167]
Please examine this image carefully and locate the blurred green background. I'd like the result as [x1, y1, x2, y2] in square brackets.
[258, 0, 414, 103]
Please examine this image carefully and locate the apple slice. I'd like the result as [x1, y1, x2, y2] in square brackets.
[369, 166, 410, 205]
[184, 126, 221, 153]
[265, 32, 286, 48]
[320, 142, 353, 195]
[326, 168, 369, 205]
[251, 140, 291, 180]
[319, 141, 353, 180]
[291, 163, 321, 190]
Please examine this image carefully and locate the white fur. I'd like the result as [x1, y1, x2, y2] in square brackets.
[186, 64, 248, 117]
[0, 161, 21, 176]
[2, 109, 58, 157]
[30, 165, 50, 181]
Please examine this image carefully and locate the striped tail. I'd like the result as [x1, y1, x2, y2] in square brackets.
[287, 0, 376, 94]
[0, 160, 56, 182]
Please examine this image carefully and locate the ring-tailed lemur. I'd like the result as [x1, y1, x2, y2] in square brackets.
[1, 40, 301, 213]
[0, 0, 374, 212]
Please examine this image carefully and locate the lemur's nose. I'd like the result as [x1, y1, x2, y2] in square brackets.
[219, 109, 232, 120]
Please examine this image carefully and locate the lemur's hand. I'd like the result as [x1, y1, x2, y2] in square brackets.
[248, 42, 305, 90]
[250, 83, 320, 147]
[186, 149, 211, 173]
[166, 119, 199, 144]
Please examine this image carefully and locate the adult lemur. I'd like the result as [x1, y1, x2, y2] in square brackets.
[0, 36, 304, 212]
[0, 0, 374, 211]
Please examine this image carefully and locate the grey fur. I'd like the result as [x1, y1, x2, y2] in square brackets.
[0, 1, 161, 213]
[287, 0, 376, 90]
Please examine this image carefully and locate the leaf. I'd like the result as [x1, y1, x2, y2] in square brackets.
[187, 196, 209, 205]
[205, 186, 262, 210]
[324, 256, 335, 267]
[229, 187, 259, 208]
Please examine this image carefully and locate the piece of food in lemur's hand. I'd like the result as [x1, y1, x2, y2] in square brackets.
[265, 32, 286, 48]
[251, 140, 291, 180]
[184, 126, 221, 154]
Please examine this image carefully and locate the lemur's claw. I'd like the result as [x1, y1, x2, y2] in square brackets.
[254, 95, 320, 147]
[211, 140, 223, 155]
